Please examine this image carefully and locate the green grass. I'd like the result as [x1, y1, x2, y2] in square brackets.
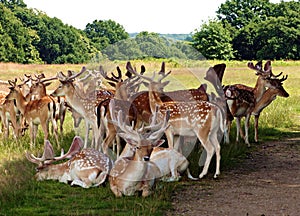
[0, 60, 299, 215]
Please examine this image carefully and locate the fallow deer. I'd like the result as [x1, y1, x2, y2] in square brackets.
[237, 71, 289, 142]
[131, 63, 225, 179]
[108, 103, 170, 197]
[27, 75, 67, 136]
[5, 79, 59, 147]
[26, 136, 113, 188]
[0, 91, 22, 138]
[98, 64, 143, 157]
[50, 67, 114, 149]
[224, 60, 288, 145]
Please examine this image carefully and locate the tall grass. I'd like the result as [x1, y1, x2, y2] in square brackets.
[0, 60, 299, 215]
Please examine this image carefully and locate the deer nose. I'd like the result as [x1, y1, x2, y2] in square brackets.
[143, 156, 150, 161]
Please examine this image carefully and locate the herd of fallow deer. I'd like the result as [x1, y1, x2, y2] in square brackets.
[0, 60, 289, 197]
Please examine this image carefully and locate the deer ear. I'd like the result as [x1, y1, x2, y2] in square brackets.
[162, 80, 170, 87]
[44, 82, 52, 87]
[153, 139, 165, 147]
[255, 61, 263, 70]
[264, 60, 272, 72]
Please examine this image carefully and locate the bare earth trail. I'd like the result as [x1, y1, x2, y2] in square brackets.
[166, 137, 300, 216]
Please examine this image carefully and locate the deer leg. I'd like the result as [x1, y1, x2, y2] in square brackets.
[199, 140, 214, 178]
[84, 120, 90, 148]
[244, 114, 250, 147]
[210, 133, 221, 178]
[32, 123, 38, 148]
[235, 117, 241, 143]
[41, 121, 49, 141]
[254, 114, 260, 142]
[165, 128, 174, 149]
[51, 118, 59, 146]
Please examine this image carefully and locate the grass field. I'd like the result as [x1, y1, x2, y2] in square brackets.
[0, 60, 299, 215]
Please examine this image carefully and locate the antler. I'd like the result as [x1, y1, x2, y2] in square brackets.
[57, 67, 87, 82]
[109, 99, 169, 145]
[25, 140, 55, 165]
[127, 61, 171, 84]
[99, 65, 121, 87]
[26, 136, 83, 165]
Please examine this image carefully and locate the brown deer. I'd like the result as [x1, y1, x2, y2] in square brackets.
[5, 79, 59, 148]
[51, 67, 114, 149]
[26, 75, 68, 136]
[131, 63, 225, 179]
[108, 103, 169, 197]
[0, 91, 22, 138]
[238, 71, 289, 142]
[26, 136, 113, 188]
[97, 64, 143, 157]
[224, 60, 288, 145]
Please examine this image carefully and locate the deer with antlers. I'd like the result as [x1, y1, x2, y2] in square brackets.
[108, 100, 171, 197]
[25, 74, 68, 136]
[5, 79, 59, 147]
[224, 60, 288, 145]
[97, 64, 145, 157]
[130, 62, 225, 179]
[51, 67, 114, 149]
[26, 136, 113, 188]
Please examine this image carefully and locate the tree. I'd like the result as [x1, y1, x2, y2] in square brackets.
[255, 16, 300, 60]
[84, 19, 129, 50]
[216, 0, 273, 29]
[0, 3, 41, 63]
[192, 20, 235, 60]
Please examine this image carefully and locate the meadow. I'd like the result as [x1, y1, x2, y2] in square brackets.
[0, 60, 299, 215]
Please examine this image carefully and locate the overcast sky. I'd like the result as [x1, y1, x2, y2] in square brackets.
[24, 0, 284, 34]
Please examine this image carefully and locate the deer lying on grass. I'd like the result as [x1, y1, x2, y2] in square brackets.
[26, 136, 113, 188]
[131, 63, 225, 179]
[108, 102, 170, 197]
[224, 60, 289, 145]
[5, 79, 59, 147]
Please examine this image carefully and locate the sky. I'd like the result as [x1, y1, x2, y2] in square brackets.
[24, 0, 283, 34]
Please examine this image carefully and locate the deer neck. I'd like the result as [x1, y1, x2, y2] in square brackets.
[14, 91, 28, 115]
[36, 162, 70, 181]
[64, 85, 90, 114]
[252, 89, 278, 115]
[148, 85, 163, 113]
[253, 77, 267, 102]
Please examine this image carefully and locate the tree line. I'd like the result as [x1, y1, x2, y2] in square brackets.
[0, 0, 299, 63]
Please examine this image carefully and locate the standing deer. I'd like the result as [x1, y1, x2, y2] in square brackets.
[5, 79, 59, 147]
[131, 62, 225, 179]
[26, 136, 113, 188]
[242, 72, 289, 142]
[224, 60, 288, 145]
[51, 67, 113, 149]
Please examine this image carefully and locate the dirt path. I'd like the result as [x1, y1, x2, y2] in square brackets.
[166, 137, 300, 216]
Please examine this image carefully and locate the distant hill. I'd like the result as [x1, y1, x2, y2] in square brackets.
[129, 33, 192, 41]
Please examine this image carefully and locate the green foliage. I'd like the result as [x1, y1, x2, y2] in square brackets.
[192, 20, 235, 60]
[101, 31, 203, 61]
[84, 19, 129, 51]
[216, 0, 273, 29]
[0, 4, 41, 63]
[192, 0, 300, 60]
